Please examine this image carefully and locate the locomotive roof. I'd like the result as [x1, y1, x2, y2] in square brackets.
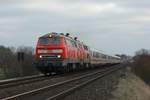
[40, 32, 60, 37]
[40, 32, 81, 42]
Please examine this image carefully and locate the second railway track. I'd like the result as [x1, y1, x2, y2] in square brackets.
[0, 74, 44, 89]
[2, 64, 124, 100]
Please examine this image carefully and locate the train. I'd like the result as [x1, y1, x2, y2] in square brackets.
[34, 32, 121, 75]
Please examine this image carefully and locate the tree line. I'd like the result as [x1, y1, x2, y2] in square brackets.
[131, 49, 150, 85]
[0, 45, 39, 79]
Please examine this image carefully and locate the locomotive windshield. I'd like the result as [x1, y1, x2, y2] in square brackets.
[38, 37, 60, 45]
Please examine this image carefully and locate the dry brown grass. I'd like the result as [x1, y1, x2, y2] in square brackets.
[111, 72, 150, 100]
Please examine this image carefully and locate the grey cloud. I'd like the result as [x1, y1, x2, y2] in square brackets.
[0, 0, 150, 55]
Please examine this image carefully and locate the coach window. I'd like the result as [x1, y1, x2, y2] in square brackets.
[96, 52, 99, 58]
[102, 54, 105, 59]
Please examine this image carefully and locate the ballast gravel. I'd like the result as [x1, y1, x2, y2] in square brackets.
[63, 66, 127, 100]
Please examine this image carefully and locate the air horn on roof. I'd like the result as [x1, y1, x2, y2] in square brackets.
[66, 33, 70, 36]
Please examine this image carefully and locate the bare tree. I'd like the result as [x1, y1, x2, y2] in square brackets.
[17, 46, 39, 76]
[0, 46, 20, 78]
[0, 45, 39, 79]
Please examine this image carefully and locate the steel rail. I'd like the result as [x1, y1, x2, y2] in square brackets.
[47, 66, 122, 100]
[2, 65, 122, 100]
[0, 74, 44, 89]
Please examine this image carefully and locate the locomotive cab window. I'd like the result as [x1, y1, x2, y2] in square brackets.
[38, 37, 60, 45]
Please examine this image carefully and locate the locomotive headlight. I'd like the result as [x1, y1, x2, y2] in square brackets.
[49, 35, 52, 38]
[57, 55, 61, 58]
[51, 49, 63, 53]
[39, 55, 42, 58]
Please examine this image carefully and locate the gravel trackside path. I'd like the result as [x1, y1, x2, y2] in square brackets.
[62, 65, 126, 100]
[111, 71, 150, 100]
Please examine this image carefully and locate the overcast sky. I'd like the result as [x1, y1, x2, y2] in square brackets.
[0, 0, 150, 55]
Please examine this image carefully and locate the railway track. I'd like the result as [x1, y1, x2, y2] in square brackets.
[2, 64, 123, 100]
[0, 66, 113, 99]
[0, 74, 45, 89]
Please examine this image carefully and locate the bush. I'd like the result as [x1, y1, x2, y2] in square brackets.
[0, 45, 39, 79]
[131, 49, 150, 84]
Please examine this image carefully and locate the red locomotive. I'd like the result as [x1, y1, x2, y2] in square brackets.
[34, 32, 121, 75]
